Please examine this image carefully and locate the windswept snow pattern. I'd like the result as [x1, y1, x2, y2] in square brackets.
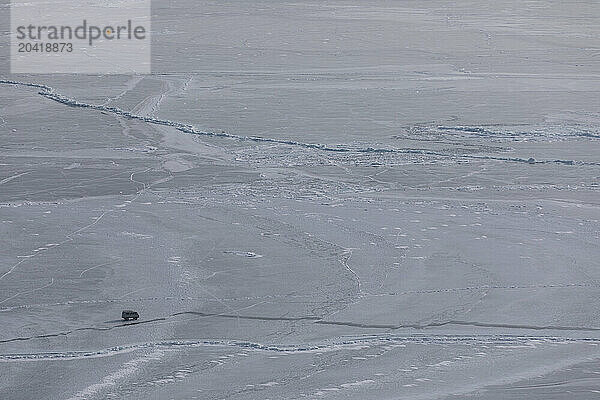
[2, 3, 600, 399]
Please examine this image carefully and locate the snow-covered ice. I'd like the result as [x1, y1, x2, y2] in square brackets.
[1, 1, 600, 399]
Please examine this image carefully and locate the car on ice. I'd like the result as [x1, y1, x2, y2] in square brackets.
[121, 310, 139, 321]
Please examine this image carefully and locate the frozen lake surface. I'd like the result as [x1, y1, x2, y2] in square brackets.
[1, 1, 600, 399]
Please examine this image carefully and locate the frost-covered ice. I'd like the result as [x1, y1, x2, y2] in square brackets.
[1, 1, 600, 399]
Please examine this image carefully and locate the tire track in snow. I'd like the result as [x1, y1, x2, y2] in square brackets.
[0, 317, 168, 344]
[79, 259, 120, 278]
[3, 309, 600, 347]
[65, 349, 165, 400]
[0, 278, 54, 306]
[368, 282, 600, 297]
[0, 167, 156, 308]
[1, 281, 595, 312]
[340, 248, 361, 292]
[0, 293, 316, 313]
[0, 171, 31, 185]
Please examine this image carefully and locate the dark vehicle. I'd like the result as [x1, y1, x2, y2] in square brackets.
[121, 310, 139, 320]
